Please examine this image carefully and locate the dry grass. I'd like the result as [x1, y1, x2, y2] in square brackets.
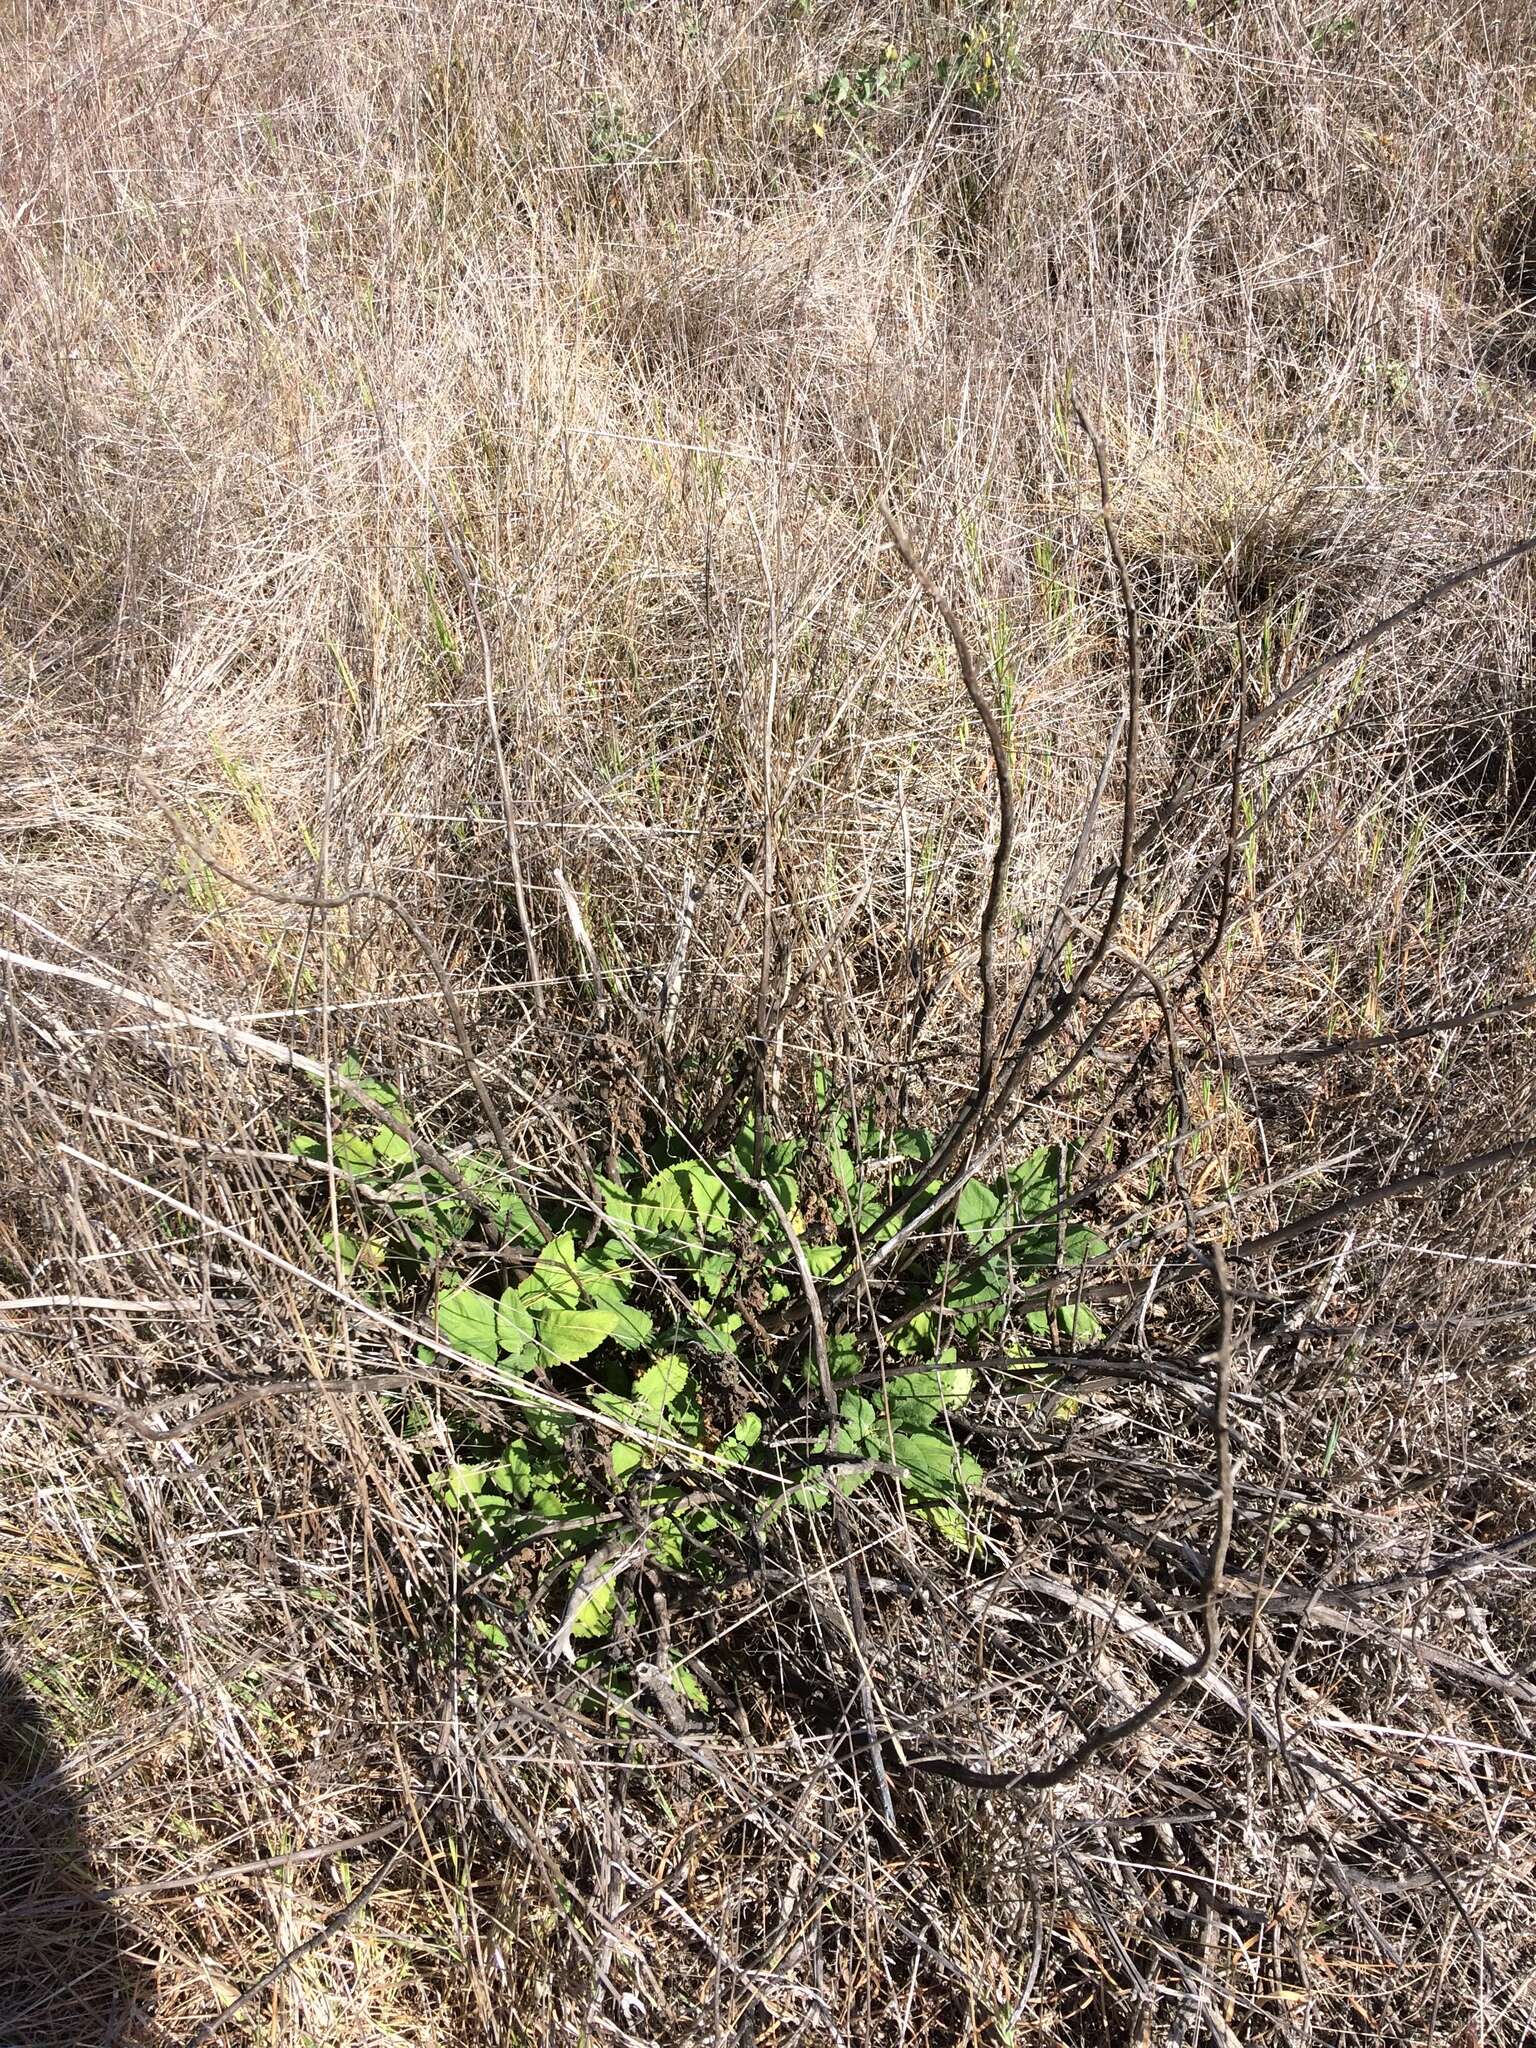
[4, 1, 1536, 2042]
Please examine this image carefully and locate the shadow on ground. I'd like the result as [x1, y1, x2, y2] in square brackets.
[0, 1661, 156, 2046]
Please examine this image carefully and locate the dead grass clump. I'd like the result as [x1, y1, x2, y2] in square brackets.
[4, 1, 1536, 2043]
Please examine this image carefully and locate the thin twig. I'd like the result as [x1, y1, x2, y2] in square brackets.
[182, 1828, 413, 2046]
[1090, 527, 1536, 895]
[759, 1177, 899, 1836]
[898, 1243, 1234, 1793]
[1006, 399, 1144, 1066]
[0, 939, 515, 1249]
[171, 829, 537, 1207]
[880, 495, 1015, 1104]
[405, 456, 544, 1012]
[1235, 989, 1536, 1071]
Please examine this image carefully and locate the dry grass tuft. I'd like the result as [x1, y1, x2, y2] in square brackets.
[4, 2, 1536, 2043]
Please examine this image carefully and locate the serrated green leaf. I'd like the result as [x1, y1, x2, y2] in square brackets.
[671, 1659, 709, 1712]
[634, 1162, 732, 1242]
[893, 1430, 965, 1500]
[332, 1132, 377, 1175]
[717, 1410, 762, 1465]
[922, 1501, 973, 1548]
[689, 1311, 739, 1356]
[436, 1282, 500, 1364]
[458, 1158, 540, 1241]
[647, 1516, 687, 1570]
[573, 1259, 649, 1345]
[828, 1330, 861, 1379]
[594, 1173, 636, 1234]
[569, 1576, 618, 1640]
[893, 1311, 937, 1358]
[886, 1367, 974, 1430]
[611, 1436, 645, 1482]
[634, 1171, 688, 1228]
[606, 1300, 655, 1349]
[496, 1290, 537, 1358]
[537, 1305, 618, 1363]
[836, 1390, 877, 1450]
[525, 1232, 582, 1308]
[685, 1248, 735, 1298]
[530, 1475, 579, 1518]
[490, 1442, 535, 1499]
[634, 1355, 690, 1415]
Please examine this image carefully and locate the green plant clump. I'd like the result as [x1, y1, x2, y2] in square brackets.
[293, 1064, 1105, 1670]
[799, 18, 1019, 137]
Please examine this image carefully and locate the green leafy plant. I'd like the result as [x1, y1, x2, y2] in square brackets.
[796, 16, 1020, 139]
[934, 21, 1015, 104]
[290, 1062, 1107, 1677]
[802, 44, 922, 135]
[584, 103, 656, 215]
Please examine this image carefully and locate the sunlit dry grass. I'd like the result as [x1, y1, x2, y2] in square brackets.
[4, 1, 1536, 2042]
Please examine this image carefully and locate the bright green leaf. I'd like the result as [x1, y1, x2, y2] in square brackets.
[332, 1132, 377, 1175]
[1062, 1225, 1108, 1266]
[526, 1232, 583, 1307]
[827, 1331, 861, 1380]
[605, 1300, 655, 1350]
[496, 1290, 537, 1358]
[647, 1516, 687, 1570]
[923, 1501, 973, 1548]
[569, 1577, 617, 1640]
[671, 1659, 709, 1713]
[717, 1411, 762, 1465]
[956, 1177, 1004, 1247]
[436, 1282, 500, 1365]
[634, 1355, 690, 1415]
[1057, 1301, 1101, 1341]
[893, 1430, 964, 1500]
[537, 1306, 618, 1363]
[635, 1164, 690, 1234]
[443, 1461, 489, 1507]
[1008, 1147, 1060, 1216]
[836, 1391, 877, 1450]
[611, 1437, 645, 1482]
[886, 1367, 974, 1430]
